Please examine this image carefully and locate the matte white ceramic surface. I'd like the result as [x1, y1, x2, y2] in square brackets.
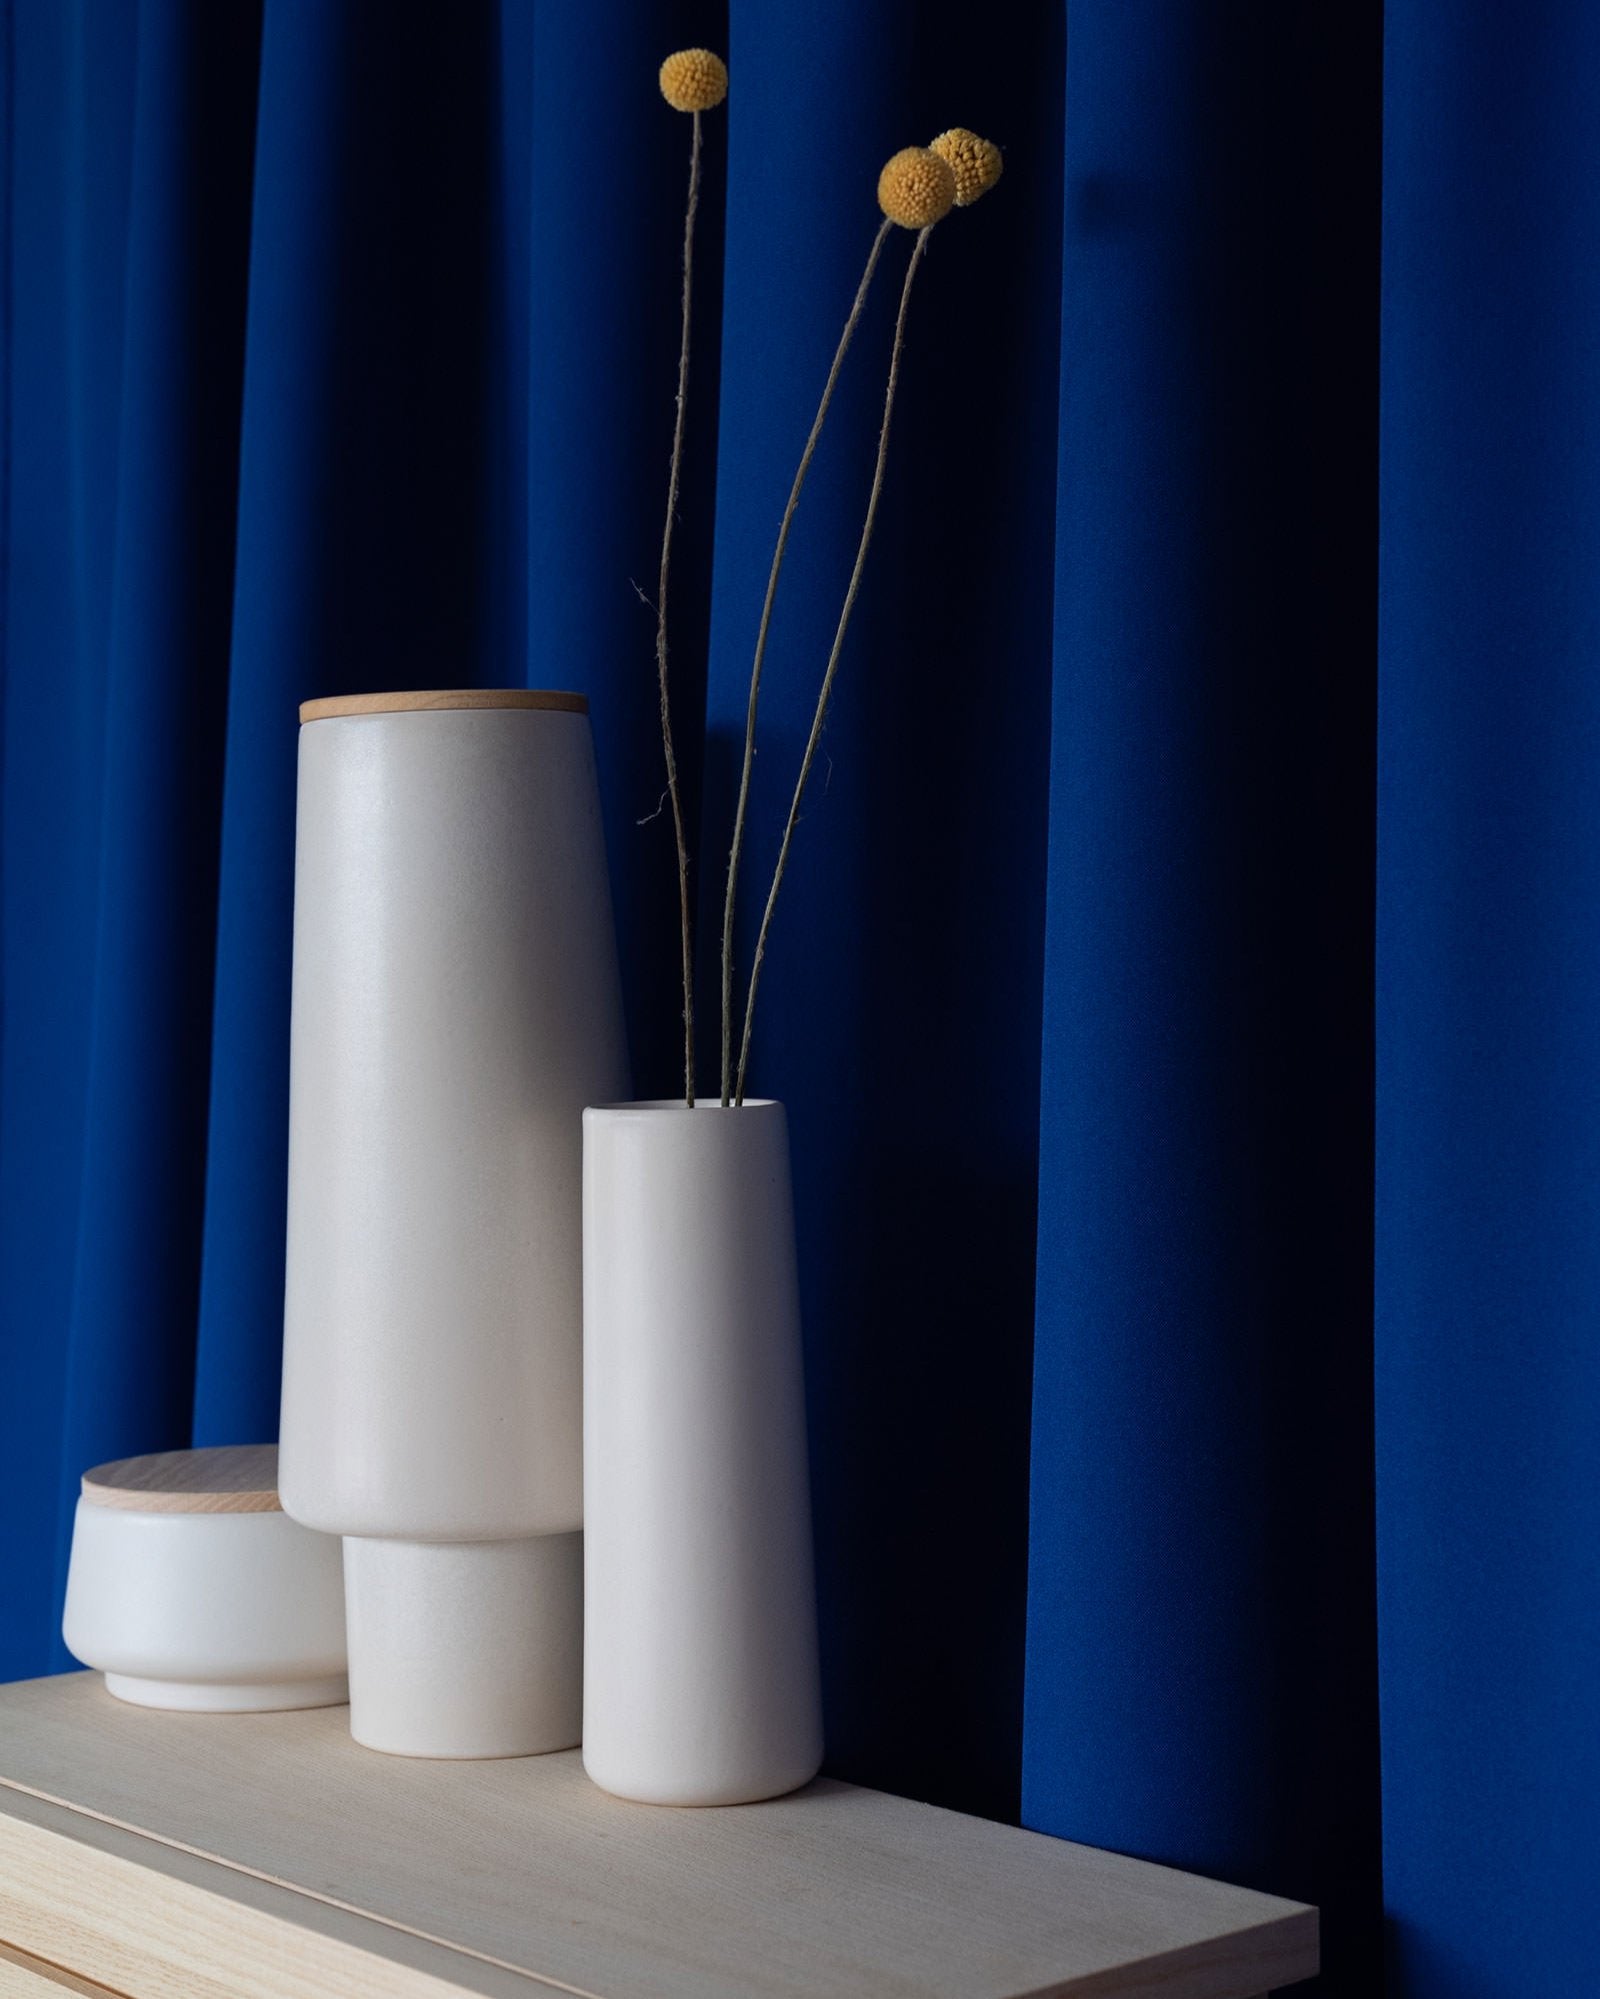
[342, 1534, 583, 1758]
[582, 1100, 823, 1806]
[280, 701, 628, 1541]
[62, 1500, 348, 1712]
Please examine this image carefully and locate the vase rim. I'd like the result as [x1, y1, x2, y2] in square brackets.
[299, 690, 587, 724]
[585, 1098, 782, 1116]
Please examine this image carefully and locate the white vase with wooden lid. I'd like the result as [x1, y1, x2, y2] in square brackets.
[279, 690, 627, 1758]
[62, 1445, 347, 1711]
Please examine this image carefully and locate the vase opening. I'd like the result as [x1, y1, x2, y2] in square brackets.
[586, 1098, 780, 1114]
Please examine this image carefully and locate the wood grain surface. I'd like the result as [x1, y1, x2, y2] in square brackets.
[0, 1786, 534, 1999]
[298, 691, 588, 723]
[0, 1938, 127, 1997]
[80, 1446, 281, 1515]
[0, 1673, 1317, 1999]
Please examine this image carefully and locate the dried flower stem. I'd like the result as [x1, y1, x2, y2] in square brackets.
[656, 109, 703, 1104]
[719, 216, 895, 1104]
[734, 228, 932, 1103]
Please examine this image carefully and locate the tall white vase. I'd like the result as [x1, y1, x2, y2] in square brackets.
[280, 690, 627, 1758]
[582, 1100, 823, 1805]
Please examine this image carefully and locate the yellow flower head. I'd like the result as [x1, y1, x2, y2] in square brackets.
[929, 128, 1003, 207]
[877, 147, 956, 230]
[659, 48, 728, 113]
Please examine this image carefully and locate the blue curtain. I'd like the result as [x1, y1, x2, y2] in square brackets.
[1024, 5, 1383, 1991]
[2, 4, 1596, 1995]
[1375, 7, 1600, 1994]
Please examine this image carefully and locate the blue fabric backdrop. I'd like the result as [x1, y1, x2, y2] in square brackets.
[2, 4, 1596, 1994]
[1024, 7, 1383, 1992]
[1376, 6, 1600, 1993]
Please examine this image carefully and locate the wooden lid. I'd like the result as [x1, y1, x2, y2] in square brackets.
[81, 1445, 282, 1515]
[299, 690, 588, 724]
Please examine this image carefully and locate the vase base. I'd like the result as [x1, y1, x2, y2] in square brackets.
[343, 1533, 581, 1759]
[103, 1673, 349, 1713]
[582, 1752, 823, 1808]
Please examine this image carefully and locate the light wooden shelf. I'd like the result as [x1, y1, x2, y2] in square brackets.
[0, 1673, 1316, 1999]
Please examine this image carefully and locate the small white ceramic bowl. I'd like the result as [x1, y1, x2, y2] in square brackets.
[63, 1445, 348, 1712]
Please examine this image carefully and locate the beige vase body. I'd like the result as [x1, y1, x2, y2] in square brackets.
[280, 692, 627, 1756]
[582, 1100, 824, 1804]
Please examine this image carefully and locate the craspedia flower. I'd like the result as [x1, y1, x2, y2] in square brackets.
[929, 127, 1003, 207]
[877, 147, 956, 230]
[659, 48, 728, 112]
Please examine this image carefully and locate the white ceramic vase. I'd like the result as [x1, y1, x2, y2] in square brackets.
[582, 1100, 824, 1805]
[280, 691, 627, 1758]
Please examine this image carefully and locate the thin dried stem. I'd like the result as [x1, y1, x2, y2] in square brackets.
[656, 109, 702, 1104]
[735, 227, 932, 1104]
[719, 218, 895, 1104]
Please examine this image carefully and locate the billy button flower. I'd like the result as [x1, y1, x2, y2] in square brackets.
[876, 146, 956, 229]
[658, 48, 728, 113]
[651, 50, 729, 1104]
[725, 136, 1000, 1102]
[929, 127, 1004, 207]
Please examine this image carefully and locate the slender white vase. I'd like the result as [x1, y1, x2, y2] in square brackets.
[280, 690, 627, 1758]
[582, 1100, 823, 1805]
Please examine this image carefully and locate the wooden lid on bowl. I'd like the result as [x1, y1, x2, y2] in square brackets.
[81, 1445, 282, 1515]
[299, 690, 588, 724]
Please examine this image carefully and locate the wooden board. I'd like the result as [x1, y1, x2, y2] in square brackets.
[80, 1446, 281, 1515]
[299, 692, 588, 723]
[0, 1674, 1317, 1999]
[0, 1785, 534, 1999]
[0, 1938, 126, 1997]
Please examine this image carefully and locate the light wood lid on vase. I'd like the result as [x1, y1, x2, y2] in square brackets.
[80, 1445, 282, 1515]
[299, 690, 588, 724]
